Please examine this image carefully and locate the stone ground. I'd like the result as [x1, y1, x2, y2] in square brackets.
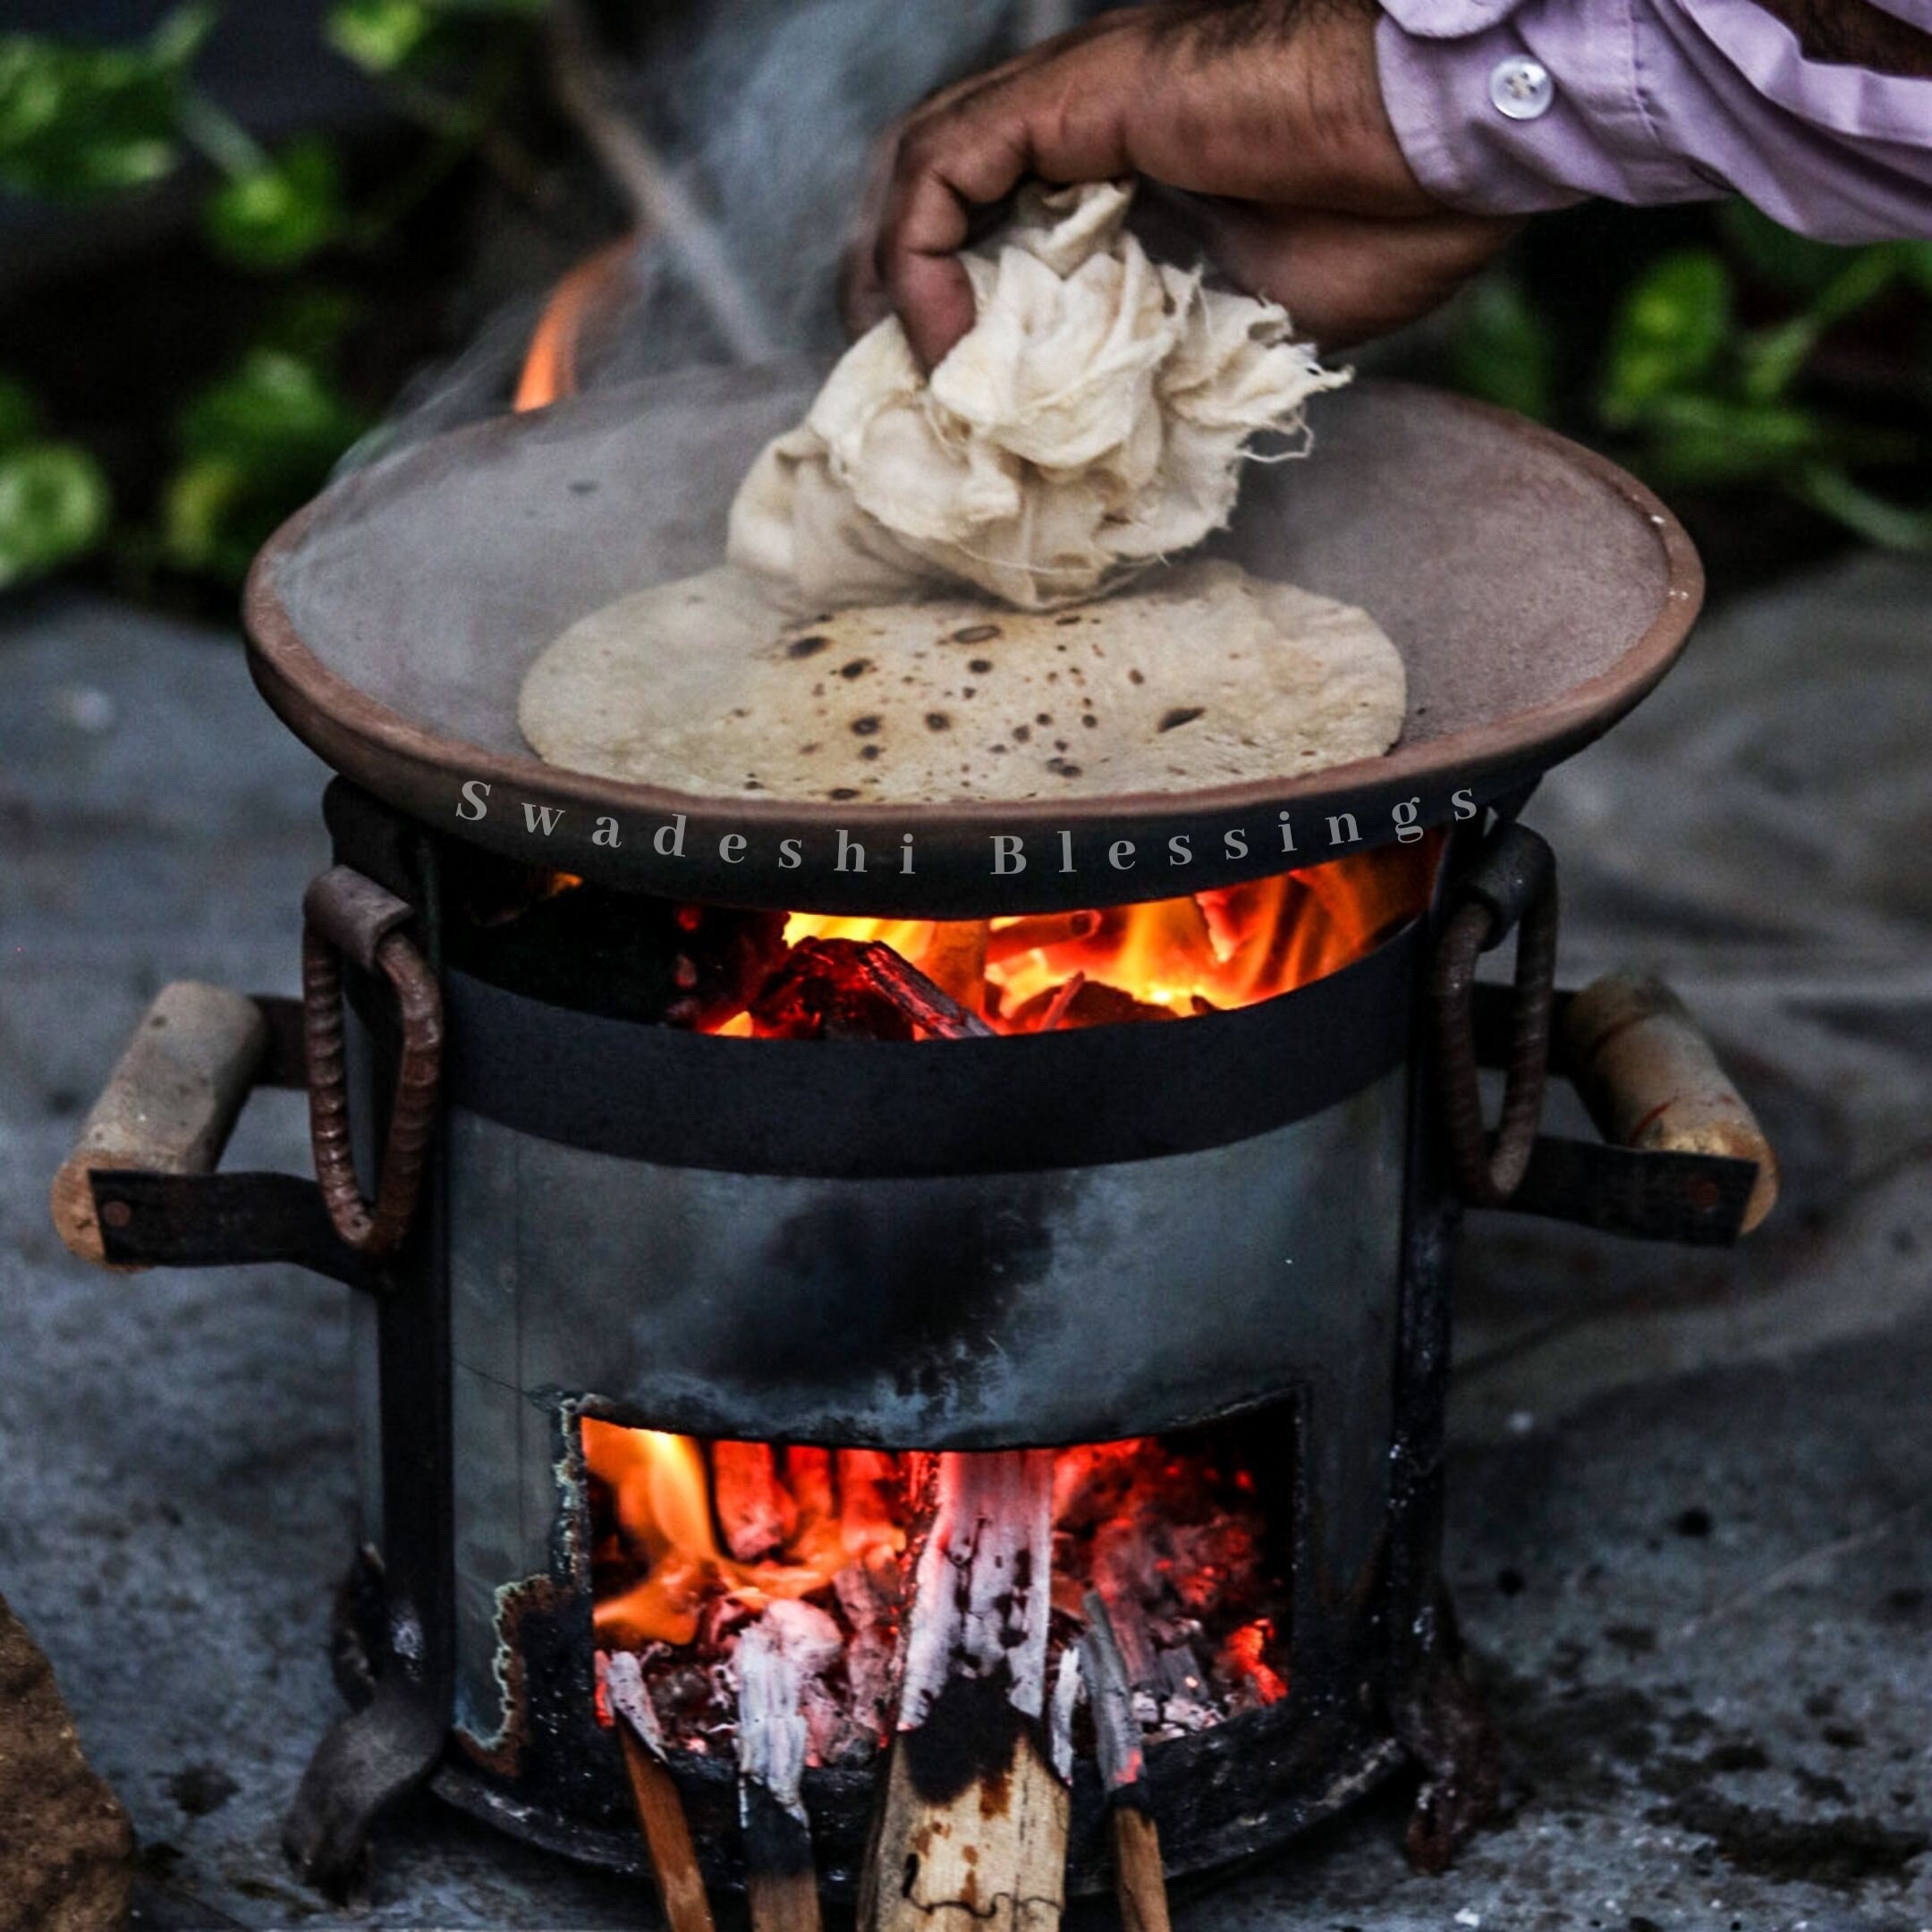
[1, 558, 1928, 1932]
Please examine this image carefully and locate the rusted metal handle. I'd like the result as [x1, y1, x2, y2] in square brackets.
[302, 866, 443, 1259]
[1429, 825, 1560, 1207]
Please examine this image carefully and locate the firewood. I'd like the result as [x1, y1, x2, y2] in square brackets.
[984, 911, 1101, 965]
[753, 938, 996, 1040]
[1080, 1594, 1172, 1932]
[713, 1441, 796, 1562]
[734, 1605, 837, 1932]
[605, 1651, 716, 1932]
[51, 980, 267, 1268]
[860, 1451, 1068, 1932]
[1561, 970, 1779, 1232]
[918, 920, 991, 1011]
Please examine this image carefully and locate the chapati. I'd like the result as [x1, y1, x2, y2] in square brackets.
[518, 559, 1404, 804]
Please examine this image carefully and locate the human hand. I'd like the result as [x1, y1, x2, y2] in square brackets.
[842, 0, 1519, 363]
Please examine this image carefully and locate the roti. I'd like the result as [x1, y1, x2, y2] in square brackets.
[517, 558, 1404, 805]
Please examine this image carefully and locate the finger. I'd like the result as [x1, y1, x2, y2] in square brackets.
[839, 40, 1076, 341]
[877, 42, 1146, 365]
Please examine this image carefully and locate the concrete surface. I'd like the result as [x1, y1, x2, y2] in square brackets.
[0, 559, 1928, 1930]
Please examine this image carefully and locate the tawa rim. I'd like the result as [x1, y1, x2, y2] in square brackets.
[243, 381, 1702, 917]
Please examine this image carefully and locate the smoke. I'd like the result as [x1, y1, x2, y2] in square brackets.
[359, 0, 1081, 464]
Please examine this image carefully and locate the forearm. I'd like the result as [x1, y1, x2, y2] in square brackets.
[1377, 0, 1932, 240]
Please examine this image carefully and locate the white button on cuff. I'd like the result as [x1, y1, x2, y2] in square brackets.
[1489, 55, 1555, 121]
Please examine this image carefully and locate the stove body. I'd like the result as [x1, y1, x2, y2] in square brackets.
[318, 784, 1459, 1892]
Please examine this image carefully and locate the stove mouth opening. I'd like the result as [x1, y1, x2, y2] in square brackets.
[441, 834, 1443, 1036]
[579, 1419, 1295, 1777]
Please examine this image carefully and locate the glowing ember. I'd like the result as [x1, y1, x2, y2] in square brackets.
[778, 841, 1436, 1030]
[583, 1421, 1292, 1763]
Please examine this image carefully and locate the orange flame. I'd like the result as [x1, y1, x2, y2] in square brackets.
[586, 1421, 903, 1647]
[782, 836, 1438, 1030]
[514, 239, 634, 413]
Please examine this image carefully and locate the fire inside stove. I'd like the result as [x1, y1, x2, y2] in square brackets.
[454, 838, 1439, 1036]
[581, 1426, 1291, 1765]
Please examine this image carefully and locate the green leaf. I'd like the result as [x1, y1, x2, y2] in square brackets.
[165, 348, 366, 580]
[1797, 466, 1932, 552]
[325, 0, 436, 73]
[0, 441, 112, 588]
[178, 347, 365, 479]
[1632, 392, 1826, 490]
[158, 453, 256, 579]
[1718, 201, 1854, 297]
[255, 284, 364, 364]
[1598, 251, 1733, 429]
[0, 375, 40, 453]
[1448, 273, 1559, 421]
[204, 135, 344, 270]
[1899, 241, 1932, 298]
[0, 4, 215, 201]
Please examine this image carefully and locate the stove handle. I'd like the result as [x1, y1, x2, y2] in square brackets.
[1459, 971, 1779, 1243]
[1561, 970, 1779, 1234]
[50, 980, 300, 1270]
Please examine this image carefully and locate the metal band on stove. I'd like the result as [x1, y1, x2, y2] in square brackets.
[439, 918, 1420, 1177]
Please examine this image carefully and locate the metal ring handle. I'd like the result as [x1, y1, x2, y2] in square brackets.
[302, 886, 443, 1259]
[1430, 829, 1560, 1207]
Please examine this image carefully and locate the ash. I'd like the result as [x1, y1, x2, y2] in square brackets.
[587, 1433, 1292, 1766]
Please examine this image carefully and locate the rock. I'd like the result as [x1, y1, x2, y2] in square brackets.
[0, 1593, 133, 1932]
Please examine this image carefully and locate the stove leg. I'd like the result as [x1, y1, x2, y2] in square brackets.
[282, 1679, 447, 1902]
[1391, 1582, 1506, 1874]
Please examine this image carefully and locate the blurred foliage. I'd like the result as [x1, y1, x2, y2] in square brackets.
[0, 0, 547, 591]
[0, 375, 113, 589]
[1452, 203, 1932, 555]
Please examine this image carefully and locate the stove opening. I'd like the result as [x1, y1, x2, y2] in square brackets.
[577, 1418, 1296, 1768]
[443, 838, 1442, 1033]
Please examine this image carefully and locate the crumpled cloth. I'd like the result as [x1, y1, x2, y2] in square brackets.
[727, 180, 1349, 610]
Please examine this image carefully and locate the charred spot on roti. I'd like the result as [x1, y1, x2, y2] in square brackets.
[787, 634, 830, 658]
[839, 658, 872, 679]
[1055, 614, 1080, 626]
[952, 623, 1001, 644]
[520, 558, 1402, 808]
[828, 785, 860, 800]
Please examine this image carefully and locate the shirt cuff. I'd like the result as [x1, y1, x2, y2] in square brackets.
[1375, 0, 1726, 216]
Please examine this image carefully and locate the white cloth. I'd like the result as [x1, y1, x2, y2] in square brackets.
[727, 181, 1349, 610]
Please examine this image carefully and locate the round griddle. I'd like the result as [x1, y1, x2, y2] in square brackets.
[244, 366, 1701, 916]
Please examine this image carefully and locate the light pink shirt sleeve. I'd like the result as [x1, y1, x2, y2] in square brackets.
[1376, 0, 1932, 242]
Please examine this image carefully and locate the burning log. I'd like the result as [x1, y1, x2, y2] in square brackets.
[713, 1442, 796, 1563]
[984, 911, 1101, 966]
[918, 920, 991, 1012]
[605, 1650, 716, 1932]
[752, 939, 996, 1041]
[1005, 977, 1174, 1032]
[860, 1451, 1068, 1932]
[733, 1604, 840, 1932]
[1081, 1594, 1173, 1932]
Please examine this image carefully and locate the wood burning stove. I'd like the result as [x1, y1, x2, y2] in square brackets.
[49, 373, 1776, 1911]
